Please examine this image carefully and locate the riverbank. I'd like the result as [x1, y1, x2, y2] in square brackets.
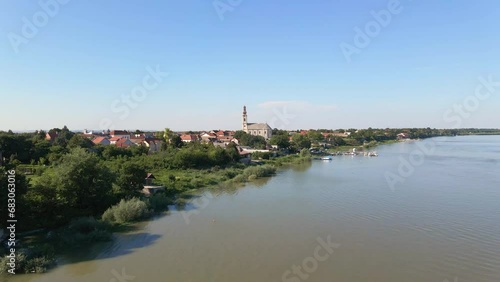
[326, 139, 399, 154]
[1, 153, 312, 275]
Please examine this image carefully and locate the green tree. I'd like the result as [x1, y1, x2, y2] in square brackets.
[54, 126, 74, 147]
[47, 145, 68, 164]
[31, 139, 51, 163]
[0, 132, 33, 164]
[101, 146, 132, 160]
[67, 134, 94, 149]
[114, 162, 146, 199]
[163, 128, 175, 143]
[130, 144, 149, 157]
[48, 148, 115, 218]
[292, 134, 311, 149]
[332, 136, 346, 146]
[307, 130, 324, 142]
[209, 147, 231, 165]
[170, 135, 184, 148]
[233, 130, 247, 140]
[269, 134, 290, 149]
[226, 142, 241, 162]
[241, 135, 267, 149]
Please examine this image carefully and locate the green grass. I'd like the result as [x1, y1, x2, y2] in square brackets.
[327, 140, 398, 153]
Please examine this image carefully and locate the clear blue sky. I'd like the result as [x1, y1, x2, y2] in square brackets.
[1, 0, 499, 131]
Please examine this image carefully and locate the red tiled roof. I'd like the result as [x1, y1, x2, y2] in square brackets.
[217, 136, 233, 142]
[180, 134, 198, 141]
[109, 136, 122, 141]
[116, 138, 133, 148]
[110, 130, 129, 136]
[92, 137, 109, 144]
[130, 137, 145, 144]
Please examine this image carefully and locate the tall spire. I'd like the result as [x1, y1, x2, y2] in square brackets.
[242, 105, 248, 132]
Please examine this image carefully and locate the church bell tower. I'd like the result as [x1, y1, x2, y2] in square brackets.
[242, 106, 248, 132]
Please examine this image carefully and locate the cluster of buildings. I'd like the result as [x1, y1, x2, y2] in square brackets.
[46, 130, 164, 153]
[40, 106, 361, 155]
[179, 130, 238, 145]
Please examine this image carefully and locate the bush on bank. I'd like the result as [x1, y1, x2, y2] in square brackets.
[146, 192, 173, 212]
[102, 198, 151, 224]
[49, 217, 113, 248]
[0, 246, 56, 274]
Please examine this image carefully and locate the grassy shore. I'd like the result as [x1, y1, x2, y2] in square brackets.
[327, 139, 399, 153]
[2, 153, 311, 275]
[151, 154, 311, 197]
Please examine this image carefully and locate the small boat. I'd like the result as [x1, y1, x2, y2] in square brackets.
[321, 156, 333, 160]
[368, 152, 378, 157]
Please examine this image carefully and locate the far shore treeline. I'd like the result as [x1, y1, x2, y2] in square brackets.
[0, 126, 499, 274]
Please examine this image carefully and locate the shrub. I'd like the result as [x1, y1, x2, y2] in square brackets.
[147, 193, 173, 212]
[50, 217, 112, 247]
[221, 168, 239, 180]
[300, 148, 311, 157]
[190, 178, 204, 188]
[0, 248, 56, 274]
[247, 174, 257, 181]
[67, 217, 110, 234]
[243, 165, 276, 178]
[232, 174, 246, 183]
[102, 198, 150, 224]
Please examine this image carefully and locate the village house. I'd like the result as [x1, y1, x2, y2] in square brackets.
[109, 136, 122, 145]
[110, 130, 131, 139]
[115, 137, 135, 148]
[92, 136, 111, 146]
[143, 138, 163, 153]
[332, 132, 350, 137]
[180, 134, 199, 143]
[200, 132, 217, 143]
[142, 173, 165, 196]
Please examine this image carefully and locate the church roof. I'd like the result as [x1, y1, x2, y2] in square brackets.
[247, 123, 272, 130]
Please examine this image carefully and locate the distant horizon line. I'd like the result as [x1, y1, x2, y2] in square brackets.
[2, 127, 500, 134]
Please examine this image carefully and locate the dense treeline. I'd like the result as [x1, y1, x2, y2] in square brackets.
[0, 129, 244, 232]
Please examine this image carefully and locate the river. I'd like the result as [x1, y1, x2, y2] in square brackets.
[8, 135, 500, 282]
